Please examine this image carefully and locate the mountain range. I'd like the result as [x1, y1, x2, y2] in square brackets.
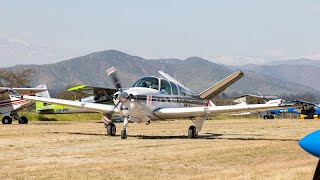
[2, 50, 320, 98]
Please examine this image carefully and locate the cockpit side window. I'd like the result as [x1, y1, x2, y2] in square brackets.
[8, 90, 19, 96]
[177, 85, 186, 96]
[160, 79, 172, 95]
[131, 77, 159, 90]
[169, 81, 179, 95]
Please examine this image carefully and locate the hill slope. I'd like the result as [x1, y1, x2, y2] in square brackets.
[5, 50, 320, 97]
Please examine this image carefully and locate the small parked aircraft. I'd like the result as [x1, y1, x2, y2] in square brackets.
[299, 130, 320, 179]
[36, 85, 116, 114]
[0, 84, 47, 124]
[21, 68, 297, 139]
[270, 101, 320, 119]
[232, 94, 283, 119]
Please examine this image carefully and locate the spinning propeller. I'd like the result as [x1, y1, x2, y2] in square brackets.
[103, 67, 130, 124]
[299, 130, 320, 180]
[106, 67, 129, 103]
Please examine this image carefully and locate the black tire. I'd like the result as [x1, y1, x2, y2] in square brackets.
[188, 126, 196, 139]
[270, 115, 274, 119]
[121, 129, 127, 139]
[107, 123, 116, 136]
[263, 115, 268, 119]
[20, 116, 28, 124]
[2, 116, 12, 124]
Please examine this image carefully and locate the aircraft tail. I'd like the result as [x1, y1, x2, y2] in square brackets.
[198, 71, 244, 100]
[35, 84, 51, 98]
[35, 84, 51, 112]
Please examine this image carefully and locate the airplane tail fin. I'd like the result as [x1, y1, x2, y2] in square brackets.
[198, 71, 244, 100]
[35, 84, 51, 98]
[35, 84, 51, 112]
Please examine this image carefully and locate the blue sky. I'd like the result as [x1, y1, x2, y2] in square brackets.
[1, 0, 320, 66]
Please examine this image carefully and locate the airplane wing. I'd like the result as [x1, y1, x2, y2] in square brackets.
[153, 103, 299, 119]
[21, 95, 118, 114]
[68, 85, 117, 96]
[13, 84, 48, 95]
[291, 100, 320, 106]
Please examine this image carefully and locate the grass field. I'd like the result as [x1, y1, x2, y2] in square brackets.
[0, 118, 319, 179]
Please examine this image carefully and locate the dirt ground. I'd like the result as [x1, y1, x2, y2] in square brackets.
[0, 118, 319, 180]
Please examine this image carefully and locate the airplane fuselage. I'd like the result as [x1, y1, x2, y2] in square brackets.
[0, 97, 32, 116]
[113, 76, 208, 123]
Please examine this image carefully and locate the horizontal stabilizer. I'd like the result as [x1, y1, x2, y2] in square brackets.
[198, 71, 244, 99]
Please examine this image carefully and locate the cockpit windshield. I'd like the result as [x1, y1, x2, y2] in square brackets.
[131, 77, 159, 90]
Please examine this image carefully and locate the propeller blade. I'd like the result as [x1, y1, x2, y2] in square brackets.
[314, 159, 320, 180]
[106, 67, 122, 90]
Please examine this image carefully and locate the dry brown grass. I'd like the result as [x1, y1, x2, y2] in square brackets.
[0, 118, 319, 180]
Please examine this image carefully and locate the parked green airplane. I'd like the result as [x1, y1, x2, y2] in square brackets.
[36, 85, 115, 114]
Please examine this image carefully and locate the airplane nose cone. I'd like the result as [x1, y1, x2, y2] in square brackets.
[299, 130, 320, 157]
[118, 91, 129, 102]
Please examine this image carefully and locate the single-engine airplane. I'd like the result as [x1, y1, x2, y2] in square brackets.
[299, 130, 320, 179]
[21, 68, 297, 139]
[0, 84, 47, 124]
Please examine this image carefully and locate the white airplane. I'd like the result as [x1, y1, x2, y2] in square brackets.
[21, 68, 297, 139]
[0, 84, 48, 124]
[232, 94, 283, 119]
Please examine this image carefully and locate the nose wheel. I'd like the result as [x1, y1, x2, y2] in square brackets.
[120, 117, 129, 139]
[121, 129, 127, 139]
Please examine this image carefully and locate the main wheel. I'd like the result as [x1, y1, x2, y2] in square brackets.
[107, 123, 116, 136]
[2, 116, 12, 124]
[20, 116, 28, 124]
[121, 129, 127, 139]
[263, 115, 269, 119]
[188, 126, 196, 139]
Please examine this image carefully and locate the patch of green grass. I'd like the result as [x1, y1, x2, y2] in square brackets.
[19, 112, 102, 121]
[209, 115, 262, 120]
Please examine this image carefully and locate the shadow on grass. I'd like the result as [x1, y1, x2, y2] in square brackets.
[47, 131, 298, 141]
[210, 137, 299, 142]
[49, 131, 112, 136]
[38, 115, 57, 121]
[133, 133, 224, 140]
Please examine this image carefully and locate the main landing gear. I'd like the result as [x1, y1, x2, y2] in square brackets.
[2, 116, 12, 124]
[188, 125, 197, 138]
[263, 115, 274, 119]
[2, 112, 28, 124]
[188, 117, 206, 139]
[106, 123, 117, 136]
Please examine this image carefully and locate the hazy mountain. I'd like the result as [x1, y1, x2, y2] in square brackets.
[4, 50, 320, 98]
[269, 58, 320, 67]
[228, 58, 320, 91]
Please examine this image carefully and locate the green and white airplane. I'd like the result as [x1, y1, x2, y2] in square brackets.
[36, 85, 116, 114]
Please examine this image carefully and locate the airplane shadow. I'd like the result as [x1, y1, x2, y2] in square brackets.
[131, 133, 223, 140]
[50, 131, 111, 137]
[48, 132, 299, 142]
